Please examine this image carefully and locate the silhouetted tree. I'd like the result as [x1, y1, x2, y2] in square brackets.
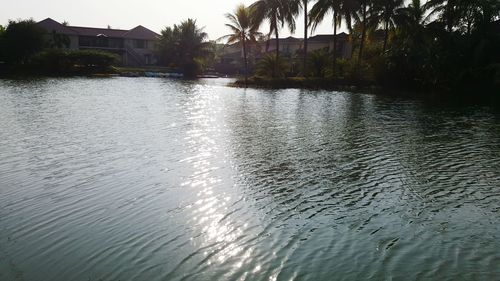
[47, 30, 70, 49]
[220, 4, 262, 84]
[293, 0, 312, 76]
[2, 19, 45, 64]
[250, 0, 297, 59]
[0, 25, 5, 62]
[371, 0, 404, 51]
[308, 48, 330, 77]
[310, 0, 343, 75]
[156, 19, 212, 78]
[256, 53, 288, 77]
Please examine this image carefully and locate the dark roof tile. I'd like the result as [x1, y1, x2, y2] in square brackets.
[37, 18, 78, 35]
[124, 25, 160, 40]
[37, 18, 158, 40]
[309, 32, 349, 42]
[68, 26, 128, 38]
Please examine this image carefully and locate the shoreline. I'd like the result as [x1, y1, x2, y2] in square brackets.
[229, 77, 500, 103]
[1, 72, 498, 102]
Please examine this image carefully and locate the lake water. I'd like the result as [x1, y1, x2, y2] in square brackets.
[0, 78, 499, 281]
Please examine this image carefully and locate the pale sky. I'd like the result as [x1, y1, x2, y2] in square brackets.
[1, 0, 347, 40]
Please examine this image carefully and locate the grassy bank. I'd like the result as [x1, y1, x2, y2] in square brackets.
[231, 76, 380, 92]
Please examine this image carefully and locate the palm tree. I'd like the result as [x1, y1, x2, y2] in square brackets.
[250, 0, 297, 59]
[157, 19, 211, 78]
[395, 0, 428, 36]
[294, 0, 312, 76]
[309, 0, 342, 75]
[424, 0, 458, 32]
[372, 0, 404, 52]
[220, 4, 261, 85]
[423, 0, 493, 33]
[308, 48, 330, 77]
[356, 0, 371, 65]
[256, 53, 288, 77]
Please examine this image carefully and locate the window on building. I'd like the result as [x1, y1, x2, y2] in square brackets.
[96, 37, 109, 47]
[134, 39, 146, 49]
[79, 36, 91, 47]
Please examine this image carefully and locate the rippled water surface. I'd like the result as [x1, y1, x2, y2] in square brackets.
[0, 78, 499, 281]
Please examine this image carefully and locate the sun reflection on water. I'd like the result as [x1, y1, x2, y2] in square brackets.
[182, 89, 254, 274]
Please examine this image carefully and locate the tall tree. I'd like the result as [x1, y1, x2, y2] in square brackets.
[2, 19, 45, 64]
[310, 0, 342, 75]
[156, 19, 211, 78]
[424, 0, 454, 32]
[394, 0, 428, 37]
[456, 0, 500, 34]
[356, 0, 370, 65]
[250, 0, 297, 59]
[0, 25, 5, 62]
[220, 4, 262, 85]
[372, 0, 404, 52]
[295, 0, 312, 76]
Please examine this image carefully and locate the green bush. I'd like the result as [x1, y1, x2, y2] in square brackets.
[30, 49, 119, 75]
[1, 19, 45, 64]
[307, 49, 330, 78]
[256, 54, 289, 78]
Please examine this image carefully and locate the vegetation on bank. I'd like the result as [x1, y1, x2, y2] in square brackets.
[1, 0, 499, 94]
[155, 19, 215, 78]
[223, 0, 499, 93]
[232, 76, 374, 90]
[0, 20, 119, 77]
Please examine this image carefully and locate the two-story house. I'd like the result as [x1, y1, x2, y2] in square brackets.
[37, 18, 159, 66]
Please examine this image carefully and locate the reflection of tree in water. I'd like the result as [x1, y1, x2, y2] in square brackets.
[224, 90, 390, 220]
[394, 102, 500, 214]
[224, 89, 500, 231]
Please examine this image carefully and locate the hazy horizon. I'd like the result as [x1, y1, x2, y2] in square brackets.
[0, 0, 348, 40]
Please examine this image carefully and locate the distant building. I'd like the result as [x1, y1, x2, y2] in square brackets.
[265, 36, 303, 57]
[308, 32, 352, 58]
[218, 32, 353, 73]
[37, 18, 159, 66]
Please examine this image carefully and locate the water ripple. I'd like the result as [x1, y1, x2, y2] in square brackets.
[0, 78, 499, 281]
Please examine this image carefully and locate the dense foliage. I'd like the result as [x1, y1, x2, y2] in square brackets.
[0, 19, 45, 64]
[0, 19, 120, 76]
[231, 0, 500, 93]
[30, 50, 119, 75]
[220, 4, 262, 84]
[156, 19, 212, 78]
[256, 54, 289, 77]
[250, 0, 298, 58]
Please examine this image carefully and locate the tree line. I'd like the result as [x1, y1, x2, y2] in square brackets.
[1, 0, 498, 93]
[218, 0, 499, 92]
[0, 19, 119, 76]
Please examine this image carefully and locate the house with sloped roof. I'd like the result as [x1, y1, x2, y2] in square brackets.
[37, 18, 159, 66]
[308, 32, 352, 59]
[216, 33, 353, 75]
[265, 36, 303, 57]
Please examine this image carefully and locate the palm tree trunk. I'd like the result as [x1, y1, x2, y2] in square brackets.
[383, 20, 388, 52]
[303, 0, 308, 77]
[357, 3, 367, 66]
[275, 26, 280, 77]
[446, 0, 453, 32]
[332, 12, 338, 77]
[265, 32, 271, 52]
[275, 27, 280, 59]
[242, 36, 248, 87]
